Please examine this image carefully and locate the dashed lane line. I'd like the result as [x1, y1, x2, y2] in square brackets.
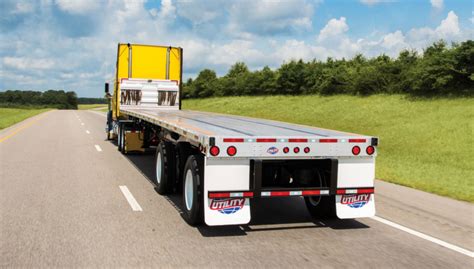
[119, 186, 143, 211]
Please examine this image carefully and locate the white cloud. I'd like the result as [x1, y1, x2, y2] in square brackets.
[176, 0, 225, 25]
[381, 30, 407, 50]
[228, 0, 315, 35]
[430, 0, 443, 9]
[3, 57, 55, 70]
[318, 17, 349, 42]
[11, 2, 34, 14]
[436, 10, 460, 37]
[55, 0, 101, 14]
[150, 0, 176, 20]
[408, 11, 460, 44]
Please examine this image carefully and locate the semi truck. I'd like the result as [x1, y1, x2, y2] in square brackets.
[105, 43, 377, 226]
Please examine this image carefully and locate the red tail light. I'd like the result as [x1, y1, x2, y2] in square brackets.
[210, 146, 220, 156]
[283, 147, 289, 153]
[304, 147, 310, 153]
[366, 146, 375, 155]
[352, 146, 360, 155]
[294, 147, 300, 153]
[227, 146, 237, 156]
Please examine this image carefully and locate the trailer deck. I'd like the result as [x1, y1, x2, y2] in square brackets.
[121, 108, 368, 146]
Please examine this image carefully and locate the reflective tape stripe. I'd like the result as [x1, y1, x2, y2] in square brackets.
[302, 190, 321, 195]
[290, 191, 302, 196]
[208, 191, 253, 198]
[336, 188, 375, 195]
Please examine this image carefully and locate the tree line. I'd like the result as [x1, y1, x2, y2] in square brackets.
[77, 97, 106, 104]
[0, 90, 78, 109]
[182, 40, 473, 98]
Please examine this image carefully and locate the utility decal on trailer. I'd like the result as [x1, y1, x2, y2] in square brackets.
[267, 147, 279, 155]
[210, 198, 245, 214]
[341, 194, 370, 208]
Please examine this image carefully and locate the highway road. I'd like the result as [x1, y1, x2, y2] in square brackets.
[1, 110, 473, 268]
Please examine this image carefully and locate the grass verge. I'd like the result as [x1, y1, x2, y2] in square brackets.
[78, 104, 107, 110]
[0, 107, 51, 130]
[183, 95, 473, 202]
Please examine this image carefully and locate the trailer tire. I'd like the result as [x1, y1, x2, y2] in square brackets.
[155, 141, 176, 194]
[304, 195, 336, 219]
[182, 154, 204, 226]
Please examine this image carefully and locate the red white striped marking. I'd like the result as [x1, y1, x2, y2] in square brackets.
[336, 188, 375, 195]
[222, 137, 371, 143]
[256, 138, 277, 143]
[288, 138, 308, 143]
[208, 192, 253, 198]
[261, 190, 330, 197]
[349, 138, 367, 143]
[319, 138, 338, 143]
[223, 138, 244, 143]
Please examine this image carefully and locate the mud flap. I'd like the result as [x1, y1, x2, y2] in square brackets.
[336, 194, 375, 219]
[204, 197, 251, 226]
[203, 158, 251, 226]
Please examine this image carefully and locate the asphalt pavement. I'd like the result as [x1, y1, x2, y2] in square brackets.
[1, 110, 473, 268]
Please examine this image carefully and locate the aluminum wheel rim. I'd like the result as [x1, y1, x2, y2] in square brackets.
[184, 170, 194, 211]
[120, 130, 125, 148]
[156, 152, 162, 184]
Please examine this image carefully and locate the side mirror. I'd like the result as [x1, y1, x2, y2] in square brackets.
[105, 82, 109, 94]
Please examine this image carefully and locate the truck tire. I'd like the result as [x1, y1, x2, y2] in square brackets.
[120, 128, 126, 154]
[182, 154, 204, 226]
[117, 124, 123, 151]
[304, 195, 336, 219]
[106, 111, 113, 140]
[155, 141, 175, 194]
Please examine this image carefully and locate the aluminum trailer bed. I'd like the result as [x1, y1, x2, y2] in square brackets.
[120, 108, 372, 148]
[118, 107, 378, 226]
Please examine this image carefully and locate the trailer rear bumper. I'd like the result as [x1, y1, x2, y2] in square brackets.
[203, 157, 376, 226]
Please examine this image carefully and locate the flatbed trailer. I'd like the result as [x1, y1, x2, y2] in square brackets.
[106, 43, 378, 226]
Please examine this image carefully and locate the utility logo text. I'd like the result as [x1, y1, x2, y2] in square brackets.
[341, 194, 370, 208]
[210, 198, 245, 214]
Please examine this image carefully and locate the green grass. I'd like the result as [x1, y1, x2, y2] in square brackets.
[78, 104, 107, 110]
[183, 95, 474, 202]
[0, 108, 51, 130]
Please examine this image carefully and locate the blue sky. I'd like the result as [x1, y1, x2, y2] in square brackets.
[1, 0, 472, 97]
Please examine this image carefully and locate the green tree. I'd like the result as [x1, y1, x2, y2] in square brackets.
[193, 69, 218, 98]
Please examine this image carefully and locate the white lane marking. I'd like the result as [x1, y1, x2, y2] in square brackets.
[119, 186, 143, 211]
[94, 145, 102, 152]
[86, 130, 90, 134]
[371, 216, 474, 258]
[81, 123, 84, 126]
